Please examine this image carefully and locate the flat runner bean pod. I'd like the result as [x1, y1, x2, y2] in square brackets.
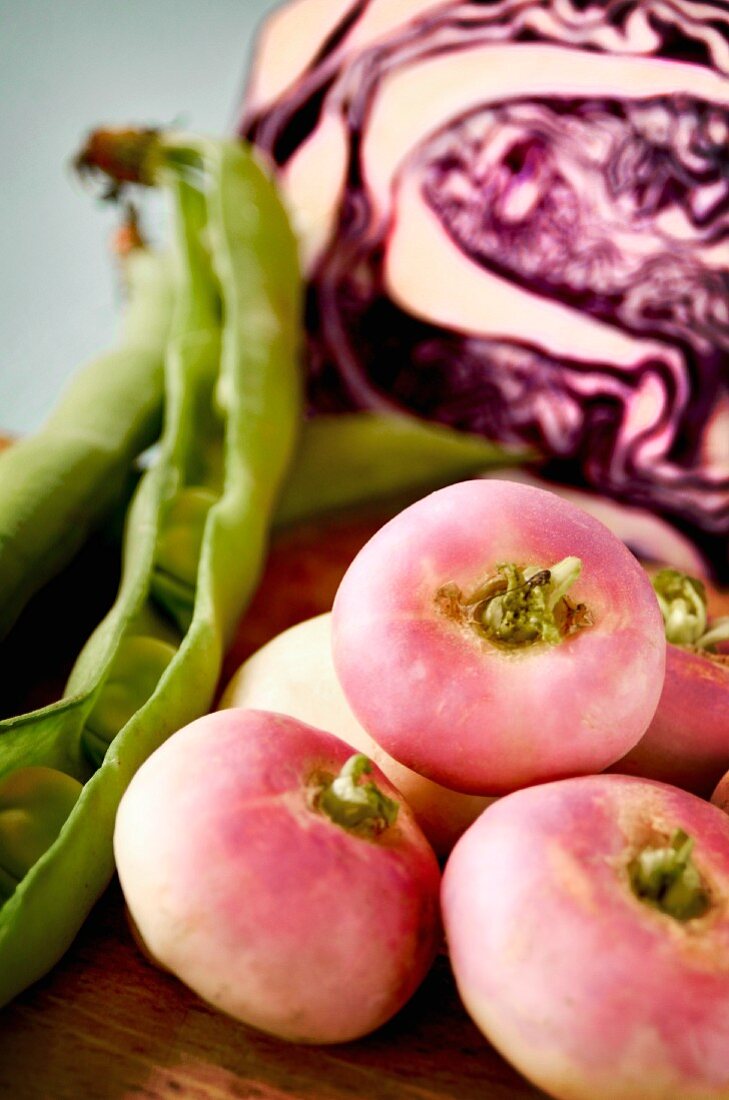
[274, 412, 535, 528]
[0, 179, 212, 1004]
[0, 243, 174, 642]
[0, 138, 301, 1006]
[0, 183, 215, 777]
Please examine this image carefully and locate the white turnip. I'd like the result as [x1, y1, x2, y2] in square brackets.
[114, 708, 441, 1044]
[443, 774, 729, 1100]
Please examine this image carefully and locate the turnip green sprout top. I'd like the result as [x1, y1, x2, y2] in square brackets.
[629, 829, 710, 922]
[653, 569, 729, 651]
[436, 555, 590, 649]
[315, 754, 399, 839]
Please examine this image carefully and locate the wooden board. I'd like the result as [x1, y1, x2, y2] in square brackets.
[0, 485, 547, 1100]
[0, 883, 544, 1100]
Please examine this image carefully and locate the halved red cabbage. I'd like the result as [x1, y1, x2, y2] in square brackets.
[240, 0, 729, 578]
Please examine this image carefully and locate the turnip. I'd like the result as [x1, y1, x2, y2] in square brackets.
[113, 708, 441, 1044]
[442, 774, 729, 1100]
[332, 479, 666, 794]
[610, 569, 729, 796]
[219, 612, 494, 855]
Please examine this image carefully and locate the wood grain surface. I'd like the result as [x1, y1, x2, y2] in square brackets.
[0, 485, 547, 1100]
[0, 881, 545, 1100]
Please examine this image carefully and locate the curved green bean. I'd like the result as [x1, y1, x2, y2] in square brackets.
[0, 138, 300, 1007]
[0, 246, 175, 642]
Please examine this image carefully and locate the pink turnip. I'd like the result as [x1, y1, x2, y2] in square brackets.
[113, 708, 441, 1044]
[219, 612, 494, 855]
[611, 569, 729, 797]
[713, 771, 729, 815]
[443, 774, 729, 1100]
[332, 479, 665, 794]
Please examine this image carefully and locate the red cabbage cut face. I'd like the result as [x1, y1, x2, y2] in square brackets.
[241, 0, 729, 578]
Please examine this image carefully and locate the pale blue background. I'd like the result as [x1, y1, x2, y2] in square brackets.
[1, 0, 279, 434]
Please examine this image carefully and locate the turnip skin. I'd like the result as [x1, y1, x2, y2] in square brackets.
[712, 770, 729, 815]
[114, 709, 441, 1044]
[610, 645, 729, 797]
[442, 775, 729, 1100]
[219, 613, 493, 855]
[332, 480, 666, 794]
[610, 574, 729, 797]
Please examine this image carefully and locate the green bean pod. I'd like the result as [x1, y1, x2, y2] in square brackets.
[0, 140, 301, 1006]
[275, 412, 535, 528]
[0, 246, 175, 642]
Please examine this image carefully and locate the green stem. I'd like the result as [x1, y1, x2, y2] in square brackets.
[74, 128, 219, 199]
[652, 569, 729, 651]
[74, 127, 165, 198]
[439, 555, 588, 649]
[653, 569, 707, 645]
[316, 755, 399, 839]
[540, 556, 583, 612]
[629, 829, 710, 921]
[696, 620, 729, 650]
